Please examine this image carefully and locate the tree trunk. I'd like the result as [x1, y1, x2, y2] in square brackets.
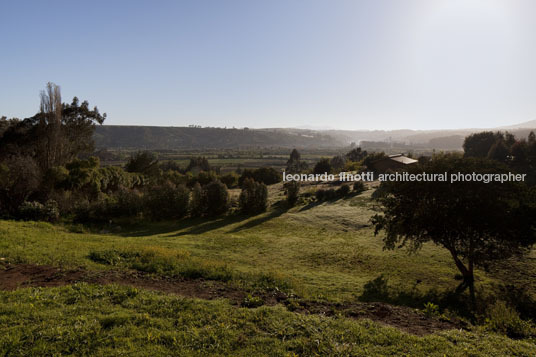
[449, 249, 476, 309]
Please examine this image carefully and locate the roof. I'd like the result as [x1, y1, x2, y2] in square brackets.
[388, 154, 418, 165]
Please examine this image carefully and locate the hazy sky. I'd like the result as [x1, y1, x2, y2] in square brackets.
[1, 0, 536, 130]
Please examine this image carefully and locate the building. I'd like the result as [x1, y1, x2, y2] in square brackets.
[370, 154, 418, 174]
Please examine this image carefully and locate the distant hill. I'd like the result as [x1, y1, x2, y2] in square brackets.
[94, 126, 343, 149]
[94, 121, 536, 151]
[498, 119, 536, 129]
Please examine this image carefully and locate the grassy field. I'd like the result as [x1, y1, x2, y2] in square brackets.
[0, 185, 535, 355]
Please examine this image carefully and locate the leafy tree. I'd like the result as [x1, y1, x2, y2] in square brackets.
[286, 149, 308, 174]
[239, 167, 281, 186]
[0, 155, 41, 214]
[125, 151, 160, 176]
[372, 153, 536, 307]
[0, 83, 105, 171]
[239, 178, 268, 214]
[346, 147, 367, 162]
[145, 182, 190, 220]
[189, 182, 205, 217]
[220, 172, 239, 188]
[363, 152, 387, 171]
[313, 158, 332, 175]
[186, 157, 211, 173]
[463, 131, 503, 158]
[203, 180, 229, 216]
[487, 139, 510, 162]
[330, 155, 346, 173]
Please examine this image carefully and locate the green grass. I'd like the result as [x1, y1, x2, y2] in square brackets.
[1, 284, 535, 356]
[0, 187, 535, 354]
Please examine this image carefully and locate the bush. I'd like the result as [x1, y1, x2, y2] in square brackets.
[18, 200, 60, 222]
[315, 189, 326, 201]
[337, 184, 350, 197]
[324, 188, 338, 200]
[220, 172, 239, 188]
[242, 294, 264, 308]
[284, 181, 300, 207]
[239, 167, 282, 186]
[145, 182, 190, 220]
[353, 181, 366, 194]
[485, 301, 536, 339]
[112, 188, 144, 218]
[239, 178, 268, 215]
[313, 158, 332, 175]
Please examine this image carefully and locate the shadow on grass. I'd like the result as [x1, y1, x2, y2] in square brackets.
[116, 216, 243, 238]
[358, 275, 536, 321]
[229, 208, 286, 233]
[298, 201, 323, 212]
[169, 215, 245, 237]
[358, 274, 473, 318]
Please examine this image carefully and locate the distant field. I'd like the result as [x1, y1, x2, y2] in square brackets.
[97, 148, 347, 172]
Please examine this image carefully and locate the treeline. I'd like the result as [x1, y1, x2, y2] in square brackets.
[0, 84, 283, 223]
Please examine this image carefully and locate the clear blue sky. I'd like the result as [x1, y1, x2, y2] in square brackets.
[1, 0, 536, 130]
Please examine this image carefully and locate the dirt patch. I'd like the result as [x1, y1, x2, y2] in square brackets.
[285, 299, 466, 336]
[0, 262, 465, 335]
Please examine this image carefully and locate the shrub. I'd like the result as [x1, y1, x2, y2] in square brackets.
[284, 181, 300, 207]
[18, 200, 60, 222]
[145, 182, 190, 220]
[353, 181, 366, 194]
[423, 302, 440, 318]
[220, 172, 239, 188]
[313, 158, 332, 175]
[337, 184, 350, 197]
[238, 167, 282, 186]
[315, 189, 326, 201]
[324, 188, 338, 200]
[485, 301, 536, 339]
[113, 188, 144, 217]
[239, 178, 268, 215]
[242, 294, 264, 308]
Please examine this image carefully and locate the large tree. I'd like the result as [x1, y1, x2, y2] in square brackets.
[371, 153, 536, 306]
[0, 83, 105, 171]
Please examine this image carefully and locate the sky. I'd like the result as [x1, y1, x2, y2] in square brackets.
[1, 0, 536, 130]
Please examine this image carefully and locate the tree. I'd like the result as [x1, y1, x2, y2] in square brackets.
[284, 181, 300, 207]
[286, 149, 308, 174]
[239, 178, 268, 214]
[330, 155, 346, 173]
[190, 182, 205, 217]
[0, 83, 105, 170]
[371, 153, 536, 307]
[346, 147, 367, 162]
[0, 155, 41, 214]
[145, 182, 190, 220]
[313, 158, 332, 175]
[239, 167, 281, 186]
[125, 151, 160, 176]
[186, 157, 211, 173]
[203, 180, 229, 216]
[463, 131, 503, 158]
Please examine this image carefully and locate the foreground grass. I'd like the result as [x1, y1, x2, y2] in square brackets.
[1, 284, 534, 356]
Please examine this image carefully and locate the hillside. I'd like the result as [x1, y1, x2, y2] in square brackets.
[0, 186, 535, 355]
[94, 126, 343, 149]
[94, 122, 536, 151]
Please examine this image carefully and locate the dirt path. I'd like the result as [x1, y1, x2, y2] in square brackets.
[0, 262, 465, 336]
